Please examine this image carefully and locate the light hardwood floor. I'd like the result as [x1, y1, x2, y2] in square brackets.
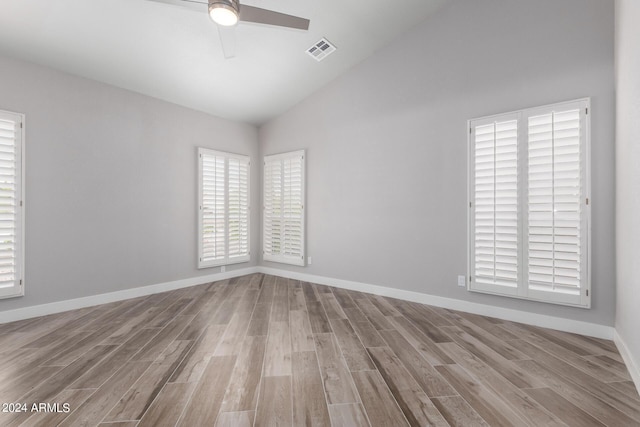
[0, 274, 638, 426]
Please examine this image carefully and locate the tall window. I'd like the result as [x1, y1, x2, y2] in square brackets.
[0, 110, 24, 299]
[468, 99, 590, 307]
[263, 150, 305, 266]
[198, 148, 250, 268]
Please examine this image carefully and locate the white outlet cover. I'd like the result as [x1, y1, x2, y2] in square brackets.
[308, 257, 313, 265]
[457, 275, 466, 287]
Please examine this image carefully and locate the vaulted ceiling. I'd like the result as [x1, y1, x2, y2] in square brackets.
[0, 0, 450, 124]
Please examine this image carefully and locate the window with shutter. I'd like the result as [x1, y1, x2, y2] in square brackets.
[263, 150, 305, 266]
[468, 99, 590, 307]
[0, 110, 24, 299]
[198, 148, 250, 268]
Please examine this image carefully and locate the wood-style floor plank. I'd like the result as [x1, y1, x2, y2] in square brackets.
[104, 340, 193, 422]
[314, 333, 359, 404]
[435, 364, 527, 427]
[513, 340, 640, 422]
[608, 380, 640, 399]
[379, 329, 455, 397]
[58, 360, 153, 427]
[329, 318, 375, 371]
[290, 310, 315, 353]
[503, 322, 627, 382]
[306, 301, 332, 334]
[431, 396, 490, 427]
[169, 324, 227, 383]
[264, 321, 292, 377]
[438, 342, 565, 426]
[0, 274, 636, 426]
[247, 303, 271, 337]
[288, 280, 306, 312]
[351, 370, 409, 427]
[328, 403, 370, 427]
[221, 335, 267, 413]
[255, 376, 292, 427]
[524, 387, 606, 427]
[292, 351, 331, 426]
[21, 388, 94, 427]
[367, 346, 449, 426]
[216, 411, 255, 427]
[1, 344, 119, 427]
[69, 328, 161, 390]
[319, 293, 348, 320]
[132, 315, 195, 362]
[515, 358, 639, 426]
[351, 295, 394, 331]
[178, 355, 237, 426]
[440, 326, 542, 389]
[137, 382, 196, 427]
[386, 316, 454, 366]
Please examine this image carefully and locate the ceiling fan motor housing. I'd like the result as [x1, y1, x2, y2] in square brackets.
[209, 0, 240, 15]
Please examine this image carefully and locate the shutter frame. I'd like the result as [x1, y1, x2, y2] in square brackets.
[468, 98, 590, 308]
[263, 150, 306, 266]
[523, 99, 590, 306]
[198, 148, 250, 269]
[0, 110, 24, 300]
[468, 112, 522, 298]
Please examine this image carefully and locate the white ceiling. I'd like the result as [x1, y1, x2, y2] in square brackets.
[0, 0, 449, 125]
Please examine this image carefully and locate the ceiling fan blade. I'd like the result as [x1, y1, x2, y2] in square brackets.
[144, 0, 207, 13]
[217, 25, 237, 59]
[239, 5, 310, 30]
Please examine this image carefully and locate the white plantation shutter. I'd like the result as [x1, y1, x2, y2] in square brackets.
[0, 110, 24, 299]
[264, 159, 282, 259]
[471, 116, 520, 295]
[228, 157, 250, 260]
[198, 148, 250, 268]
[525, 102, 588, 305]
[263, 150, 305, 266]
[468, 99, 590, 307]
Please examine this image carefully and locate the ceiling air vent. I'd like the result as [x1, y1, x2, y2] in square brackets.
[306, 38, 336, 62]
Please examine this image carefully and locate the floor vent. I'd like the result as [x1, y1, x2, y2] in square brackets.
[306, 38, 336, 62]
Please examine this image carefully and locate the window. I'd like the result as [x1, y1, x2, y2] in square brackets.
[0, 110, 24, 299]
[263, 150, 305, 266]
[198, 148, 250, 268]
[468, 99, 590, 307]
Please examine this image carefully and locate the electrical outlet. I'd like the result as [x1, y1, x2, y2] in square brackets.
[457, 275, 466, 287]
[308, 257, 312, 265]
[221, 266, 226, 273]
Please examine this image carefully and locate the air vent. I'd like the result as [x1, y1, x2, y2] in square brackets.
[306, 38, 336, 62]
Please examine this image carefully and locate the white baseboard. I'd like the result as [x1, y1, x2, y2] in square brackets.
[0, 265, 614, 342]
[259, 267, 615, 340]
[0, 267, 259, 324]
[614, 331, 640, 395]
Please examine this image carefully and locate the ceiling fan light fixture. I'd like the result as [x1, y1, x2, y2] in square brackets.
[208, 0, 240, 26]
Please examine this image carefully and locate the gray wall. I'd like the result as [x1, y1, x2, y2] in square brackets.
[260, 0, 616, 325]
[615, 0, 640, 374]
[0, 55, 259, 311]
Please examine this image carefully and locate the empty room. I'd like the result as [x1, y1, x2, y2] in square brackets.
[0, 0, 639, 426]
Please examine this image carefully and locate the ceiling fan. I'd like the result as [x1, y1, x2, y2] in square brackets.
[146, 0, 310, 58]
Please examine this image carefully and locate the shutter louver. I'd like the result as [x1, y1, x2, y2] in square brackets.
[263, 151, 305, 266]
[527, 109, 582, 294]
[228, 157, 249, 259]
[0, 111, 23, 299]
[264, 159, 282, 258]
[201, 153, 226, 263]
[198, 148, 250, 268]
[283, 156, 303, 257]
[473, 120, 519, 289]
